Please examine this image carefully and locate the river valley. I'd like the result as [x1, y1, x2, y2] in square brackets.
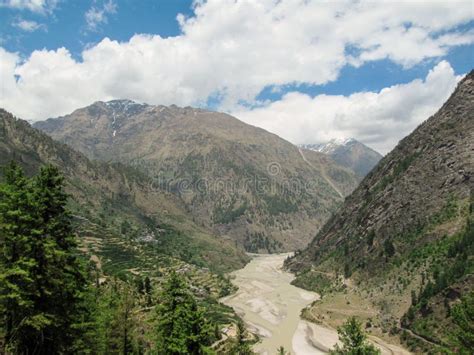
[221, 253, 411, 354]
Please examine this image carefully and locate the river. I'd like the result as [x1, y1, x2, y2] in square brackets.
[221, 253, 410, 355]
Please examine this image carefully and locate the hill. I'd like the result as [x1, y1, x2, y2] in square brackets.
[0, 109, 249, 273]
[286, 71, 474, 352]
[34, 102, 359, 252]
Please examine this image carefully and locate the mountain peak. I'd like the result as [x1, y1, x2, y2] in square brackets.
[98, 99, 149, 114]
[298, 138, 382, 177]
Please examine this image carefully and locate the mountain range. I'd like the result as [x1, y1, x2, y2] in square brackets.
[3, 70, 471, 353]
[287, 71, 473, 352]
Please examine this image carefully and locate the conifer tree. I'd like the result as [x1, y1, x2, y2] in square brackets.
[153, 272, 212, 354]
[0, 163, 89, 354]
[330, 317, 380, 355]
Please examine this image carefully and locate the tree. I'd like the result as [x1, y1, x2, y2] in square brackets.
[277, 345, 288, 354]
[144, 275, 153, 306]
[410, 290, 417, 306]
[231, 319, 253, 354]
[0, 163, 90, 354]
[383, 239, 395, 258]
[153, 272, 213, 354]
[451, 291, 474, 352]
[330, 317, 381, 354]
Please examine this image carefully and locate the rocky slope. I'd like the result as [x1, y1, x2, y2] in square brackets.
[299, 138, 382, 177]
[0, 109, 249, 272]
[287, 71, 473, 352]
[34, 102, 359, 251]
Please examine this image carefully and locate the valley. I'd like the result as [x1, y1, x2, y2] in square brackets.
[1, 2, 472, 354]
[221, 253, 410, 354]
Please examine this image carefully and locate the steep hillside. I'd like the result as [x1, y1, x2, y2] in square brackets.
[34, 102, 359, 251]
[0, 109, 249, 273]
[299, 138, 382, 177]
[287, 72, 473, 352]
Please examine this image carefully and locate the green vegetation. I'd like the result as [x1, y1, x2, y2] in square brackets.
[153, 272, 214, 354]
[451, 291, 474, 351]
[401, 209, 474, 352]
[330, 317, 380, 354]
[263, 194, 298, 215]
[0, 162, 91, 353]
[291, 270, 340, 296]
[0, 162, 250, 354]
[244, 232, 283, 253]
[213, 199, 247, 224]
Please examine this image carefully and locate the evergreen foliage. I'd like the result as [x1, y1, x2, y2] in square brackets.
[0, 162, 90, 354]
[451, 291, 474, 352]
[0, 162, 250, 354]
[330, 317, 380, 355]
[153, 272, 214, 354]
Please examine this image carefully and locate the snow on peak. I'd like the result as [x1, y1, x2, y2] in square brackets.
[103, 99, 148, 115]
[298, 138, 357, 154]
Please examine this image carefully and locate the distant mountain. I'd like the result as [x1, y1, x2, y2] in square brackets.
[287, 72, 473, 352]
[299, 138, 382, 177]
[34, 101, 359, 252]
[0, 109, 249, 273]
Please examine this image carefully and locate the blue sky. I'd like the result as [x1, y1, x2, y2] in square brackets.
[0, 0, 473, 153]
[1, 1, 194, 57]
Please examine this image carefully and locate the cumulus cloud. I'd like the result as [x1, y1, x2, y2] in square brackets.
[85, 0, 117, 32]
[12, 18, 46, 32]
[0, 0, 472, 126]
[0, 0, 58, 14]
[234, 61, 463, 154]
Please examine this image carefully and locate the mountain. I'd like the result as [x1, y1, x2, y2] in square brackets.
[34, 101, 360, 252]
[0, 108, 249, 273]
[299, 138, 382, 177]
[287, 72, 473, 352]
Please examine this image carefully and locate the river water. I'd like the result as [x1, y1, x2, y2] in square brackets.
[220, 253, 332, 354]
[221, 253, 411, 355]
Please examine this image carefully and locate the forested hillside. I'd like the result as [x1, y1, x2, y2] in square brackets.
[0, 163, 257, 353]
[1, 109, 248, 273]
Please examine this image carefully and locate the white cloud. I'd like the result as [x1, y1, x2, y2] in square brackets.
[13, 18, 46, 32]
[85, 0, 117, 32]
[0, 0, 472, 126]
[0, 0, 58, 14]
[234, 61, 463, 154]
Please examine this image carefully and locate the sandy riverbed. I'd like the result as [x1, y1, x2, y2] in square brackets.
[221, 253, 410, 355]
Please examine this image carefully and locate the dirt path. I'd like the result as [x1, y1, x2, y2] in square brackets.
[298, 148, 344, 198]
[399, 327, 440, 348]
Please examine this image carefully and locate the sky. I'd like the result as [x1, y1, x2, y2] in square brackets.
[0, 0, 473, 154]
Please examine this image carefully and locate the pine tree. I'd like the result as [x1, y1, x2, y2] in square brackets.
[153, 272, 213, 354]
[0, 161, 35, 353]
[0, 163, 90, 354]
[232, 320, 253, 355]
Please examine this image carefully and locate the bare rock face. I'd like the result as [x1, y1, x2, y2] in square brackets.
[290, 71, 473, 270]
[34, 102, 359, 252]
